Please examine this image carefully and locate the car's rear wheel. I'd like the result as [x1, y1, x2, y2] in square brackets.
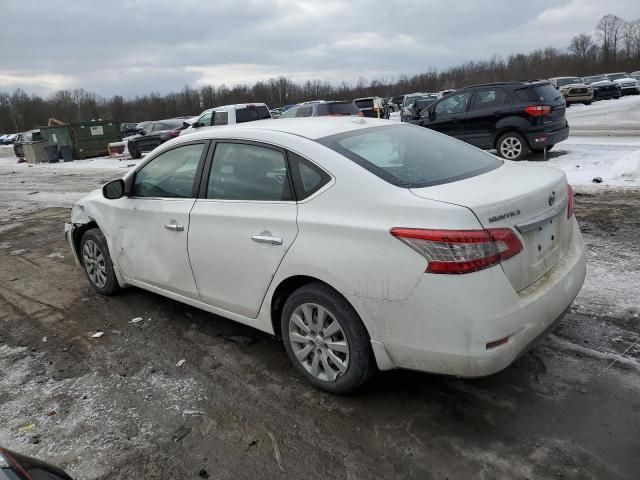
[497, 132, 529, 161]
[80, 228, 120, 296]
[129, 145, 141, 159]
[583, 101, 592, 105]
[281, 282, 375, 394]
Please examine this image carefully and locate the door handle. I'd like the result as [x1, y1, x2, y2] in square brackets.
[251, 235, 283, 245]
[164, 223, 184, 232]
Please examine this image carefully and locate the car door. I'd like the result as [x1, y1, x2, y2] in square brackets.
[188, 141, 299, 318]
[111, 141, 209, 299]
[421, 91, 472, 138]
[463, 88, 510, 149]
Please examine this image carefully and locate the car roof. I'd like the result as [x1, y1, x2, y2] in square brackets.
[550, 76, 581, 80]
[180, 116, 393, 141]
[459, 80, 551, 90]
[201, 103, 268, 114]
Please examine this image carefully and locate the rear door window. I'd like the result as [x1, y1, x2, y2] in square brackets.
[318, 124, 501, 188]
[532, 85, 563, 102]
[470, 88, 510, 111]
[235, 106, 271, 123]
[207, 143, 293, 201]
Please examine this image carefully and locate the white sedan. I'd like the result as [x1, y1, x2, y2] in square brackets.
[65, 117, 586, 393]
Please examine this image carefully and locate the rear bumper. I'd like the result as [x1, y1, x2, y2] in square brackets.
[594, 89, 620, 99]
[527, 125, 569, 148]
[620, 86, 640, 94]
[354, 219, 586, 376]
[564, 93, 593, 103]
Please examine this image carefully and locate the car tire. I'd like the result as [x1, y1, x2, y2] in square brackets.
[583, 101, 592, 106]
[280, 282, 375, 394]
[496, 132, 529, 161]
[129, 145, 141, 159]
[80, 228, 120, 296]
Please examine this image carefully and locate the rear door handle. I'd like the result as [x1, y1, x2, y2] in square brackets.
[251, 235, 283, 245]
[164, 223, 184, 232]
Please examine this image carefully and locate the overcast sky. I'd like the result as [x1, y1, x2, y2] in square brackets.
[0, 0, 638, 97]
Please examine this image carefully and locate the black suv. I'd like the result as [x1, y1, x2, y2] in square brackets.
[415, 81, 569, 161]
[127, 118, 185, 159]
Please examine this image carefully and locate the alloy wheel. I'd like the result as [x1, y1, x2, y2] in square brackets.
[288, 303, 350, 382]
[500, 137, 523, 159]
[82, 240, 107, 288]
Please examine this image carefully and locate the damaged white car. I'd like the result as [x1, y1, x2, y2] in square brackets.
[65, 117, 586, 393]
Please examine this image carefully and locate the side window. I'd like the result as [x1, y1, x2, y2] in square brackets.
[296, 106, 313, 117]
[151, 123, 166, 133]
[434, 92, 472, 115]
[212, 111, 228, 126]
[279, 107, 298, 119]
[198, 111, 213, 126]
[513, 88, 534, 102]
[470, 89, 510, 111]
[289, 152, 331, 200]
[207, 143, 292, 201]
[132, 143, 205, 198]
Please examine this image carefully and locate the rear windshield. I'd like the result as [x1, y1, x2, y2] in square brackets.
[532, 85, 562, 101]
[354, 99, 373, 109]
[236, 106, 271, 123]
[317, 102, 359, 116]
[318, 124, 501, 188]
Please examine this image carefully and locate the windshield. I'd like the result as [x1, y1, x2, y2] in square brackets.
[556, 78, 581, 87]
[318, 124, 501, 188]
[607, 73, 627, 81]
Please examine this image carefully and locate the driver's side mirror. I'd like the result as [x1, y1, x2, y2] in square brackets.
[183, 121, 190, 128]
[137, 129, 146, 136]
[103, 179, 125, 200]
[193, 122, 203, 128]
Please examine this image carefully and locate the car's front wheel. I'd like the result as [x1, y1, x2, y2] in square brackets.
[281, 282, 375, 394]
[497, 132, 529, 161]
[80, 228, 120, 295]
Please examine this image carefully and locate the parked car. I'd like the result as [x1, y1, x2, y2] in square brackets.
[630, 71, 640, 80]
[127, 119, 184, 159]
[400, 93, 438, 122]
[353, 97, 384, 118]
[582, 75, 622, 100]
[549, 77, 593, 105]
[0, 446, 73, 479]
[181, 103, 271, 136]
[603, 73, 640, 95]
[416, 81, 569, 161]
[1, 133, 17, 145]
[66, 117, 585, 394]
[278, 100, 362, 118]
[120, 122, 141, 138]
[402, 98, 438, 123]
[13, 130, 40, 157]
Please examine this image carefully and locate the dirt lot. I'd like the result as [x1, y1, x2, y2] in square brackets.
[1, 164, 639, 479]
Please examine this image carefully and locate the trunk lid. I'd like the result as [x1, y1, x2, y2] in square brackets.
[410, 162, 572, 292]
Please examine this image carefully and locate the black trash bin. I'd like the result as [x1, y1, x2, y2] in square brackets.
[59, 145, 73, 162]
[44, 145, 59, 163]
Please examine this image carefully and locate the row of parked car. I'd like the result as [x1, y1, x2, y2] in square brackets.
[549, 71, 640, 105]
[116, 69, 638, 163]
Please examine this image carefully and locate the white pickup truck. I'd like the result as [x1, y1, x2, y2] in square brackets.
[180, 103, 272, 136]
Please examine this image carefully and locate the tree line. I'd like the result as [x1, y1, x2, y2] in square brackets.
[1, 13, 639, 134]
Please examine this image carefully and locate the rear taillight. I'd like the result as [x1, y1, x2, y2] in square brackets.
[356, 111, 364, 117]
[567, 184, 575, 219]
[524, 105, 552, 117]
[169, 129, 181, 138]
[390, 228, 523, 274]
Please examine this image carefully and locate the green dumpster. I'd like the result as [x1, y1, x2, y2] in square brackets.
[70, 121, 121, 159]
[40, 124, 73, 151]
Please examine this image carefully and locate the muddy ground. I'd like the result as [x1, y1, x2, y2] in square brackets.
[0, 169, 639, 479]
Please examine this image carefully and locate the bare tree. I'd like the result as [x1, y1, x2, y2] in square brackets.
[597, 14, 625, 66]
